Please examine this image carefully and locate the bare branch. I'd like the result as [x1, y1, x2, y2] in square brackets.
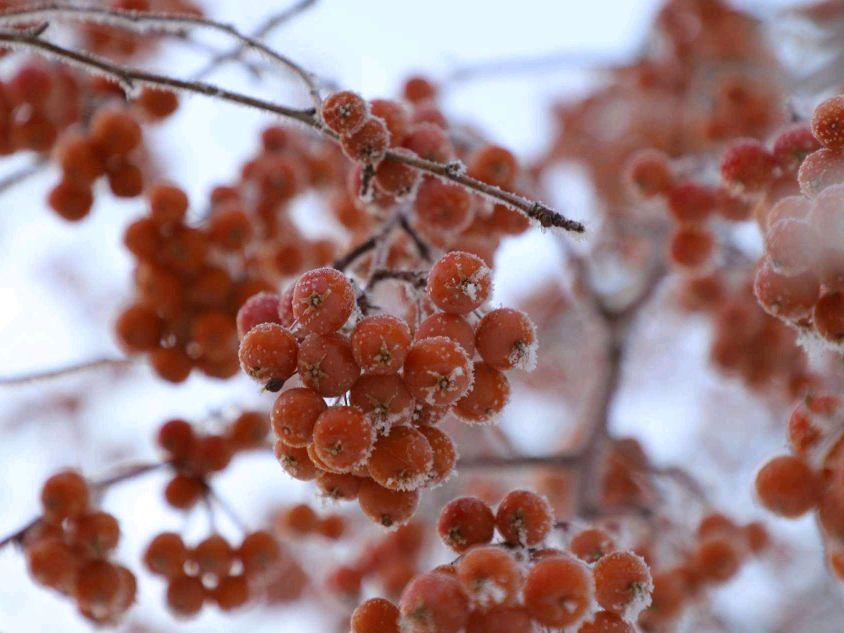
[0, 2, 322, 108]
[0, 356, 134, 386]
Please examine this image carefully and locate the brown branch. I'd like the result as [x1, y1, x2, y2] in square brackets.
[0, 26, 584, 234]
[331, 235, 379, 272]
[91, 461, 164, 491]
[398, 214, 433, 262]
[0, 356, 134, 386]
[368, 268, 427, 289]
[0, 2, 321, 108]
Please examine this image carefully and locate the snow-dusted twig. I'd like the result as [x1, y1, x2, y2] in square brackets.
[0, 356, 134, 386]
[0, 2, 322, 108]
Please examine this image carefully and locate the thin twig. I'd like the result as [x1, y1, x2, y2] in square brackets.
[0, 27, 584, 233]
[191, 0, 318, 81]
[0, 2, 322, 108]
[0, 156, 47, 195]
[0, 356, 134, 386]
[398, 214, 433, 262]
[91, 461, 164, 490]
[331, 234, 379, 272]
[205, 487, 249, 534]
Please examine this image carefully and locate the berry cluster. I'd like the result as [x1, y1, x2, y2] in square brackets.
[323, 82, 533, 267]
[117, 183, 277, 382]
[156, 413, 268, 510]
[755, 393, 844, 573]
[325, 522, 426, 601]
[678, 269, 814, 394]
[24, 471, 135, 625]
[49, 106, 146, 220]
[639, 512, 768, 630]
[237, 251, 536, 525]
[540, 0, 783, 213]
[742, 95, 844, 354]
[144, 529, 281, 616]
[353, 490, 653, 633]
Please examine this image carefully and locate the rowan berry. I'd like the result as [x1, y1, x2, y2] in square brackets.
[814, 292, 844, 342]
[456, 545, 521, 607]
[427, 251, 492, 315]
[571, 528, 616, 563]
[812, 95, 844, 150]
[755, 455, 820, 517]
[437, 497, 495, 553]
[274, 441, 319, 481]
[166, 574, 205, 617]
[297, 332, 361, 396]
[342, 117, 390, 164]
[164, 474, 204, 509]
[416, 425, 456, 486]
[414, 177, 473, 232]
[68, 511, 120, 558]
[368, 425, 433, 491]
[351, 597, 400, 633]
[523, 554, 594, 628]
[454, 361, 510, 423]
[41, 470, 89, 524]
[402, 123, 455, 163]
[352, 314, 412, 374]
[144, 532, 187, 577]
[495, 489, 553, 546]
[475, 308, 537, 371]
[90, 107, 141, 156]
[239, 530, 281, 577]
[312, 406, 374, 472]
[467, 145, 518, 188]
[625, 149, 673, 198]
[398, 571, 468, 633]
[402, 337, 473, 406]
[371, 98, 410, 142]
[48, 179, 93, 221]
[719, 138, 776, 191]
[593, 550, 652, 616]
[292, 267, 355, 334]
[322, 91, 368, 135]
[669, 225, 715, 269]
[358, 478, 419, 527]
[349, 374, 414, 433]
[238, 322, 298, 386]
[271, 387, 326, 447]
[415, 312, 475, 356]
